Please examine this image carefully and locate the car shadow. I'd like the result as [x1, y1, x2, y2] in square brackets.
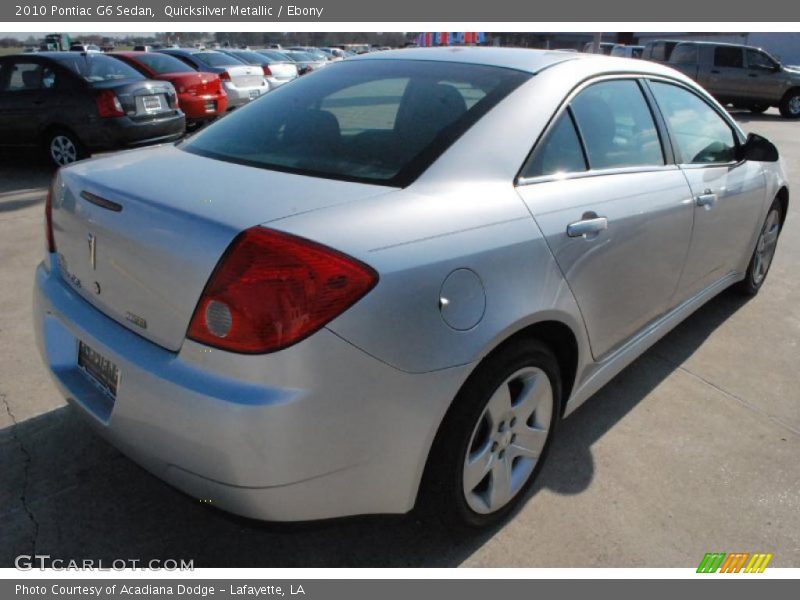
[0, 289, 751, 567]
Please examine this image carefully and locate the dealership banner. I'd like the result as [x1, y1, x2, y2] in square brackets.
[3, 0, 800, 22]
[3, 579, 799, 598]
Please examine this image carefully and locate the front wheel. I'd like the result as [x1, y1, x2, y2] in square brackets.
[735, 200, 783, 296]
[45, 129, 87, 166]
[779, 90, 800, 118]
[419, 339, 561, 530]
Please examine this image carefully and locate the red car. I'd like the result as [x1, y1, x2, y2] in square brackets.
[112, 51, 227, 125]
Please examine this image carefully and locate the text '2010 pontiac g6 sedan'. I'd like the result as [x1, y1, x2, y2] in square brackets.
[34, 48, 788, 529]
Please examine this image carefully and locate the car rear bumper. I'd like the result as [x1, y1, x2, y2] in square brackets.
[178, 94, 228, 121]
[33, 258, 468, 521]
[222, 82, 267, 108]
[82, 112, 186, 151]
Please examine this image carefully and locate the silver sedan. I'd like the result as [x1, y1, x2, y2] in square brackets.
[34, 47, 788, 529]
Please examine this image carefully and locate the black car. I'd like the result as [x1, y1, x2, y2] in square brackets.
[0, 52, 185, 166]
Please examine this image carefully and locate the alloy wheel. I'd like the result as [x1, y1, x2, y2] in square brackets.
[752, 208, 781, 285]
[50, 135, 78, 165]
[462, 366, 553, 514]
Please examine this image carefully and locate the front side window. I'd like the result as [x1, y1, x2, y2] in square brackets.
[521, 112, 586, 178]
[747, 49, 778, 71]
[570, 80, 664, 170]
[650, 81, 737, 164]
[182, 60, 530, 186]
[714, 46, 744, 68]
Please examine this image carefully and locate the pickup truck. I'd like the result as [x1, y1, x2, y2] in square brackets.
[666, 41, 800, 118]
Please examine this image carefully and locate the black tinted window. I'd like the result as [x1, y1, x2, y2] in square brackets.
[134, 52, 195, 74]
[714, 46, 744, 68]
[570, 80, 663, 170]
[182, 60, 529, 186]
[522, 112, 586, 178]
[747, 49, 777, 71]
[192, 52, 243, 67]
[650, 82, 737, 164]
[53, 54, 144, 82]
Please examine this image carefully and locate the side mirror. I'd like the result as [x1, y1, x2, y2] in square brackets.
[737, 133, 779, 162]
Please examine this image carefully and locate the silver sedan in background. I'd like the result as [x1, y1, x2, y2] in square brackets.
[34, 48, 788, 530]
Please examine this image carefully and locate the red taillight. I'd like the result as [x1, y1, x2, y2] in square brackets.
[187, 227, 378, 354]
[95, 90, 124, 118]
[45, 179, 56, 253]
[219, 70, 231, 82]
[262, 65, 272, 77]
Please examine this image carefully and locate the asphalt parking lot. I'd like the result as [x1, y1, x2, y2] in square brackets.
[1, 109, 798, 568]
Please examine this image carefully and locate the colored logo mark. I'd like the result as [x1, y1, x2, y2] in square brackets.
[697, 552, 773, 573]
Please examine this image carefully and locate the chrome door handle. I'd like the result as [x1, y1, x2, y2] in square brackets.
[695, 191, 717, 208]
[567, 216, 608, 238]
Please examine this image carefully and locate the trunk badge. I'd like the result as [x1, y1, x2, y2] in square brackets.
[88, 233, 96, 270]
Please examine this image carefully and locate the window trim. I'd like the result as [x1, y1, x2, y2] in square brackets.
[516, 73, 673, 187]
[643, 76, 745, 168]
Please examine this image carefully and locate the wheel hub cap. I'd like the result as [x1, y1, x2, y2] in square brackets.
[753, 209, 780, 285]
[462, 366, 553, 515]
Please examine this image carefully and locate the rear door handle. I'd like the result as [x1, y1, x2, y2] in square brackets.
[695, 190, 717, 208]
[567, 216, 608, 238]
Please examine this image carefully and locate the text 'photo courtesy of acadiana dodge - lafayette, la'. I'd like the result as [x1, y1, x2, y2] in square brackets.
[16, 584, 306, 596]
[34, 5, 326, 19]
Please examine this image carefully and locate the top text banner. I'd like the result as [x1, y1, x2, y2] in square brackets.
[3, 0, 800, 22]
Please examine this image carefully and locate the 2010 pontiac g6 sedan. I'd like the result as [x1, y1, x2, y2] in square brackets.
[34, 48, 788, 529]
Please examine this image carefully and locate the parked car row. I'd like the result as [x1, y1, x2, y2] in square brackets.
[0, 46, 321, 166]
[591, 39, 800, 118]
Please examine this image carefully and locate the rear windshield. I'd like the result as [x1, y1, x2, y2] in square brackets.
[228, 51, 266, 65]
[181, 59, 530, 186]
[257, 50, 291, 62]
[133, 52, 195, 74]
[285, 51, 315, 62]
[54, 54, 144, 82]
[192, 52, 243, 67]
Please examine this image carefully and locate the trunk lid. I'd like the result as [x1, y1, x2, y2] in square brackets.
[226, 64, 265, 89]
[268, 62, 298, 80]
[162, 72, 221, 96]
[94, 79, 177, 120]
[51, 145, 394, 352]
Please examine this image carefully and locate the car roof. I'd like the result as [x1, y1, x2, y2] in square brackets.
[349, 46, 686, 77]
[672, 40, 764, 51]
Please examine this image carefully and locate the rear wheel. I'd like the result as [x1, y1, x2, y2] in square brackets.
[735, 200, 783, 296]
[420, 339, 561, 530]
[779, 89, 800, 118]
[45, 129, 87, 166]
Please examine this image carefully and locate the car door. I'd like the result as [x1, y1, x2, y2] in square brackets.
[744, 48, 785, 104]
[516, 78, 695, 360]
[648, 80, 767, 300]
[0, 58, 59, 146]
[706, 45, 748, 102]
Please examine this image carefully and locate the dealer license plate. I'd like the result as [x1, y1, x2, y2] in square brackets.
[78, 341, 119, 398]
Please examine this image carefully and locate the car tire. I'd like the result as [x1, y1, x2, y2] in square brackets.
[45, 129, 88, 167]
[778, 89, 800, 118]
[750, 104, 770, 114]
[735, 200, 783, 296]
[419, 338, 561, 531]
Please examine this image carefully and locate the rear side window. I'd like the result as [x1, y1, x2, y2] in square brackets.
[650, 81, 737, 164]
[714, 46, 744, 68]
[570, 80, 664, 170]
[670, 44, 697, 65]
[182, 60, 530, 186]
[522, 112, 586, 178]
